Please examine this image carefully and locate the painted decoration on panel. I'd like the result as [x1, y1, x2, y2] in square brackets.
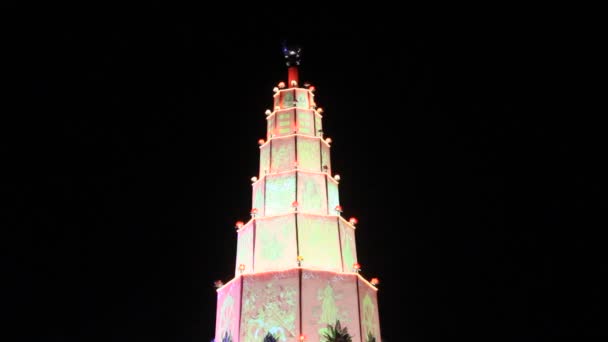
[241, 269, 300, 341]
[296, 109, 314, 135]
[260, 144, 270, 178]
[297, 172, 327, 214]
[265, 173, 296, 216]
[276, 110, 294, 136]
[315, 114, 323, 137]
[301, 271, 360, 342]
[215, 278, 242, 342]
[296, 137, 320, 172]
[281, 90, 296, 108]
[358, 279, 381, 342]
[295, 89, 309, 108]
[321, 143, 331, 175]
[327, 180, 340, 216]
[297, 215, 341, 272]
[339, 220, 358, 273]
[236, 223, 254, 275]
[267, 114, 276, 138]
[254, 215, 297, 272]
[252, 180, 265, 217]
[271, 137, 295, 173]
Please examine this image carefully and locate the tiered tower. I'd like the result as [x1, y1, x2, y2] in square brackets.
[214, 46, 382, 342]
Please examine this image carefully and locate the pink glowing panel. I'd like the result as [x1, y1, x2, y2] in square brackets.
[240, 269, 301, 341]
[215, 278, 242, 342]
[297, 173, 328, 215]
[297, 214, 341, 272]
[259, 144, 270, 178]
[265, 173, 296, 216]
[295, 89, 309, 108]
[297, 137, 320, 172]
[275, 109, 295, 136]
[296, 109, 314, 135]
[267, 113, 276, 138]
[339, 220, 358, 273]
[358, 279, 381, 342]
[321, 143, 331, 175]
[301, 270, 361, 342]
[252, 180, 265, 217]
[315, 114, 323, 137]
[270, 136, 296, 174]
[327, 180, 340, 216]
[273, 93, 280, 109]
[280, 90, 296, 108]
[254, 215, 297, 272]
[236, 222, 254, 275]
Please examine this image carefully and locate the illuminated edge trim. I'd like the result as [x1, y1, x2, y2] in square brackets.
[251, 165, 338, 186]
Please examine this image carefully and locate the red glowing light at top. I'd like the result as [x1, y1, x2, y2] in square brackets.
[349, 217, 358, 225]
[258, 139, 265, 145]
[353, 262, 361, 270]
[299, 335, 305, 341]
[278, 81, 286, 89]
[235, 221, 244, 229]
[309, 85, 315, 92]
[292, 200, 299, 207]
[335, 205, 343, 212]
[371, 277, 380, 285]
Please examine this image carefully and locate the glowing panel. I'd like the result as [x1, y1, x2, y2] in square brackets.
[297, 215, 341, 271]
[321, 143, 331, 175]
[281, 90, 296, 108]
[315, 114, 323, 137]
[271, 137, 295, 173]
[259, 145, 270, 178]
[339, 220, 358, 273]
[296, 109, 314, 135]
[295, 89, 309, 108]
[267, 114, 276, 138]
[275, 109, 295, 136]
[254, 215, 297, 272]
[236, 222, 254, 275]
[297, 137, 321, 172]
[327, 180, 340, 216]
[358, 279, 381, 342]
[252, 180, 265, 217]
[240, 269, 300, 341]
[265, 173, 296, 216]
[215, 278, 242, 342]
[274, 94, 280, 109]
[297, 173, 328, 215]
[301, 270, 361, 342]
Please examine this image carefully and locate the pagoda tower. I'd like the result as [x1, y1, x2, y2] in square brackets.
[214, 46, 382, 342]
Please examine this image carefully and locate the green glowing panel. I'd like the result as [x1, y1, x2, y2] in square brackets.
[259, 145, 270, 178]
[281, 90, 295, 108]
[254, 215, 297, 272]
[358, 279, 381, 342]
[297, 215, 341, 271]
[297, 137, 320, 172]
[276, 110, 294, 136]
[297, 173, 327, 215]
[265, 173, 296, 216]
[301, 271, 360, 342]
[241, 269, 300, 341]
[270, 136, 295, 173]
[339, 220, 358, 273]
[321, 144, 331, 175]
[295, 89, 309, 108]
[296, 109, 314, 135]
[252, 180, 265, 217]
[235, 223, 254, 275]
[315, 114, 323, 137]
[327, 180, 340, 216]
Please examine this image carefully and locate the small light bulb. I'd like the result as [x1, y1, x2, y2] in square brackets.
[273, 87, 279, 93]
[278, 81, 286, 89]
[334, 174, 341, 181]
[251, 176, 258, 182]
[265, 109, 272, 115]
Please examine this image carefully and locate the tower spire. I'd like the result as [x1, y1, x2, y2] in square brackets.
[282, 43, 301, 87]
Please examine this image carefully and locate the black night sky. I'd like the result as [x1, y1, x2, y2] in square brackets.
[6, 12, 605, 342]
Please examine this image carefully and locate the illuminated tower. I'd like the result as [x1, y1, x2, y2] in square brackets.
[214, 46, 382, 342]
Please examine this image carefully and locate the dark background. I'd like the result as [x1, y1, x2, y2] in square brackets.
[5, 11, 605, 342]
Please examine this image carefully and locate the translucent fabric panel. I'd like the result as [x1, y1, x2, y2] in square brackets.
[327, 179, 340, 216]
[315, 114, 323, 137]
[267, 114, 276, 138]
[358, 279, 381, 342]
[275, 109, 294, 136]
[273, 93, 280, 109]
[215, 278, 242, 342]
[271, 137, 295, 174]
[235, 222, 254, 275]
[295, 89, 309, 109]
[252, 180, 265, 217]
[339, 220, 358, 273]
[259, 144, 270, 178]
[240, 269, 300, 341]
[280, 90, 296, 109]
[296, 137, 320, 172]
[297, 214, 341, 272]
[321, 143, 331, 175]
[265, 173, 296, 216]
[301, 271, 361, 342]
[296, 109, 314, 136]
[297, 172, 327, 215]
[254, 214, 297, 272]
